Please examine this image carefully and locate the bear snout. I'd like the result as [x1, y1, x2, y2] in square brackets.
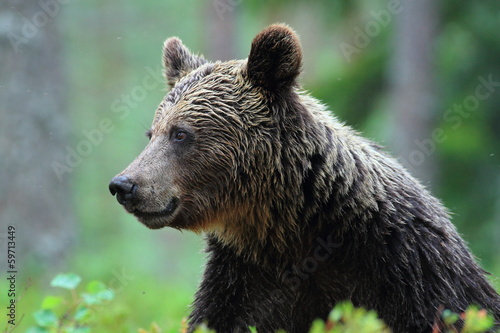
[109, 175, 138, 205]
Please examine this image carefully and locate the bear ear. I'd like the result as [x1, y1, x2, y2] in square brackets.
[162, 37, 207, 88]
[246, 24, 303, 91]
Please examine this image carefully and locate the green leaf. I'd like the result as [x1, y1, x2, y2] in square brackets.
[33, 309, 58, 327]
[85, 280, 107, 293]
[328, 305, 344, 322]
[248, 326, 257, 333]
[81, 289, 114, 305]
[462, 306, 494, 332]
[81, 293, 99, 305]
[95, 288, 114, 301]
[441, 309, 459, 325]
[308, 320, 326, 333]
[41, 296, 63, 310]
[74, 306, 91, 321]
[50, 273, 82, 290]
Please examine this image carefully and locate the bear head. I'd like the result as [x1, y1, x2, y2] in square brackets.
[110, 24, 322, 248]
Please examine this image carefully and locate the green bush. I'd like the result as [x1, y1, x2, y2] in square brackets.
[26, 274, 497, 333]
[145, 300, 498, 333]
[26, 273, 114, 333]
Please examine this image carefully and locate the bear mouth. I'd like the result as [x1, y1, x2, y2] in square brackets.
[132, 197, 179, 221]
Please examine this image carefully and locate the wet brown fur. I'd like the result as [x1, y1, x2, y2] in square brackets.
[111, 24, 500, 333]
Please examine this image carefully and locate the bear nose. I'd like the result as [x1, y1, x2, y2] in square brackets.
[109, 175, 137, 205]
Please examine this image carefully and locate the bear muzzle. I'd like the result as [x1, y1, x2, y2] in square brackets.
[109, 175, 180, 228]
[131, 197, 179, 219]
[109, 175, 138, 205]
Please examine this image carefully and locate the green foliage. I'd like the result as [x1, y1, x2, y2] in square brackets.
[320, 301, 390, 333]
[184, 301, 497, 333]
[50, 274, 82, 290]
[24, 274, 498, 333]
[462, 307, 495, 333]
[440, 306, 496, 333]
[26, 274, 114, 333]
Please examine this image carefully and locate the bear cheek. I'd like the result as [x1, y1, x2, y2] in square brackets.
[111, 141, 183, 222]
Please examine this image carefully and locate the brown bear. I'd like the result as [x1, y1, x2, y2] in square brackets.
[109, 24, 500, 333]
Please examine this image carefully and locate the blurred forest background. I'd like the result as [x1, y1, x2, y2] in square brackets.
[1, 0, 499, 331]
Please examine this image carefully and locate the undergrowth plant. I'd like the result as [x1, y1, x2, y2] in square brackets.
[26, 273, 497, 333]
[26, 273, 114, 333]
[174, 301, 497, 333]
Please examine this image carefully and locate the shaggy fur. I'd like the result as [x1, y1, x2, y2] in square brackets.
[110, 24, 500, 333]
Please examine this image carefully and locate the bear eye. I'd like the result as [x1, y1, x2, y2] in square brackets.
[173, 130, 188, 142]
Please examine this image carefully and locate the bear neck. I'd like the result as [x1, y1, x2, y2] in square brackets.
[208, 92, 392, 268]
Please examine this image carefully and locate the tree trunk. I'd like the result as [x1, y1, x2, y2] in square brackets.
[387, 0, 440, 187]
[204, 0, 238, 61]
[0, 0, 75, 270]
